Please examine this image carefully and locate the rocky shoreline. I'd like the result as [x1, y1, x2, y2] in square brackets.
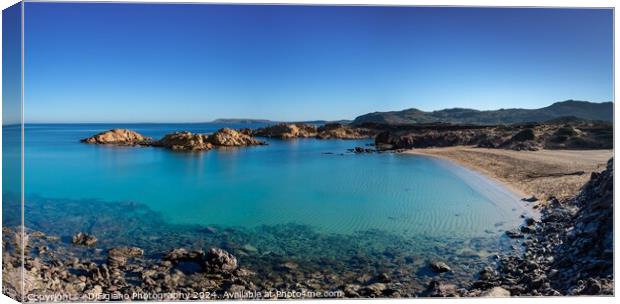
[3, 159, 613, 300]
[373, 120, 612, 152]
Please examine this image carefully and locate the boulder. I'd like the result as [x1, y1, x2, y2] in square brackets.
[205, 248, 238, 273]
[80, 129, 151, 145]
[207, 128, 265, 146]
[107, 247, 144, 268]
[430, 261, 452, 273]
[163, 248, 205, 263]
[480, 287, 511, 297]
[425, 280, 459, 297]
[72, 232, 97, 247]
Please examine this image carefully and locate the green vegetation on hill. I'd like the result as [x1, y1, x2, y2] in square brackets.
[352, 100, 613, 125]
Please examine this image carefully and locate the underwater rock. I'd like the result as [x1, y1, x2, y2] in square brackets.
[504, 230, 524, 239]
[71, 232, 97, 247]
[360, 283, 387, 297]
[278, 261, 298, 271]
[80, 129, 152, 145]
[350, 146, 375, 153]
[430, 261, 452, 273]
[205, 247, 238, 273]
[522, 196, 539, 202]
[425, 280, 459, 297]
[164, 248, 205, 263]
[108, 246, 144, 268]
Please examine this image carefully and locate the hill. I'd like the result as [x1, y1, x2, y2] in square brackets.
[351, 100, 613, 125]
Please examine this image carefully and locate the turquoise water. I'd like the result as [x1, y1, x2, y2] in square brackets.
[19, 123, 528, 238]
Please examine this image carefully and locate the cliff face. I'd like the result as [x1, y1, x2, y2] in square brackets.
[374, 122, 612, 151]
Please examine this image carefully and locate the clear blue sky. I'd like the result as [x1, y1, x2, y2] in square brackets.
[23, 3, 613, 123]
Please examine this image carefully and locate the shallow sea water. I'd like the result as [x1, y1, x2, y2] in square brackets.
[3, 124, 533, 292]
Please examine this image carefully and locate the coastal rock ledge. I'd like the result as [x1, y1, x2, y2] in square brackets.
[80, 129, 152, 145]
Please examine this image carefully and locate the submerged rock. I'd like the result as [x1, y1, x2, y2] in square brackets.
[430, 261, 452, 273]
[80, 129, 152, 145]
[205, 247, 238, 273]
[425, 280, 459, 297]
[164, 248, 205, 263]
[71, 232, 97, 247]
[108, 246, 144, 268]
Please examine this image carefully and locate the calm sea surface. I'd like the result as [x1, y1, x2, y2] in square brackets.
[12, 123, 528, 238]
[3, 123, 535, 288]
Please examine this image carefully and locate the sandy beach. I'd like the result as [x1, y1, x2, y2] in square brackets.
[402, 147, 613, 201]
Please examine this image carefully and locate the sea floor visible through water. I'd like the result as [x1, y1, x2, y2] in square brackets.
[2, 123, 535, 295]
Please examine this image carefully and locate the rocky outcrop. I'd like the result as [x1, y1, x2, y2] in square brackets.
[2, 228, 254, 301]
[252, 123, 377, 140]
[205, 247, 238, 273]
[80, 129, 152, 145]
[152, 131, 212, 151]
[164, 248, 205, 263]
[87, 128, 265, 151]
[374, 121, 612, 151]
[108, 247, 144, 268]
[316, 123, 375, 139]
[252, 123, 318, 139]
[71, 232, 97, 246]
[207, 128, 265, 146]
[430, 261, 452, 273]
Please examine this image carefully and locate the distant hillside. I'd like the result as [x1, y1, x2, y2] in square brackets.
[212, 118, 274, 124]
[212, 118, 352, 125]
[351, 100, 613, 125]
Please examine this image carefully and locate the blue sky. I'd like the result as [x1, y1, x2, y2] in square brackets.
[23, 3, 613, 123]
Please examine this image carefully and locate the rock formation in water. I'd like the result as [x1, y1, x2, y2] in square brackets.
[152, 131, 213, 151]
[84, 128, 265, 151]
[80, 129, 152, 145]
[252, 123, 318, 139]
[71, 232, 97, 247]
[207, 128, 265, 146]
